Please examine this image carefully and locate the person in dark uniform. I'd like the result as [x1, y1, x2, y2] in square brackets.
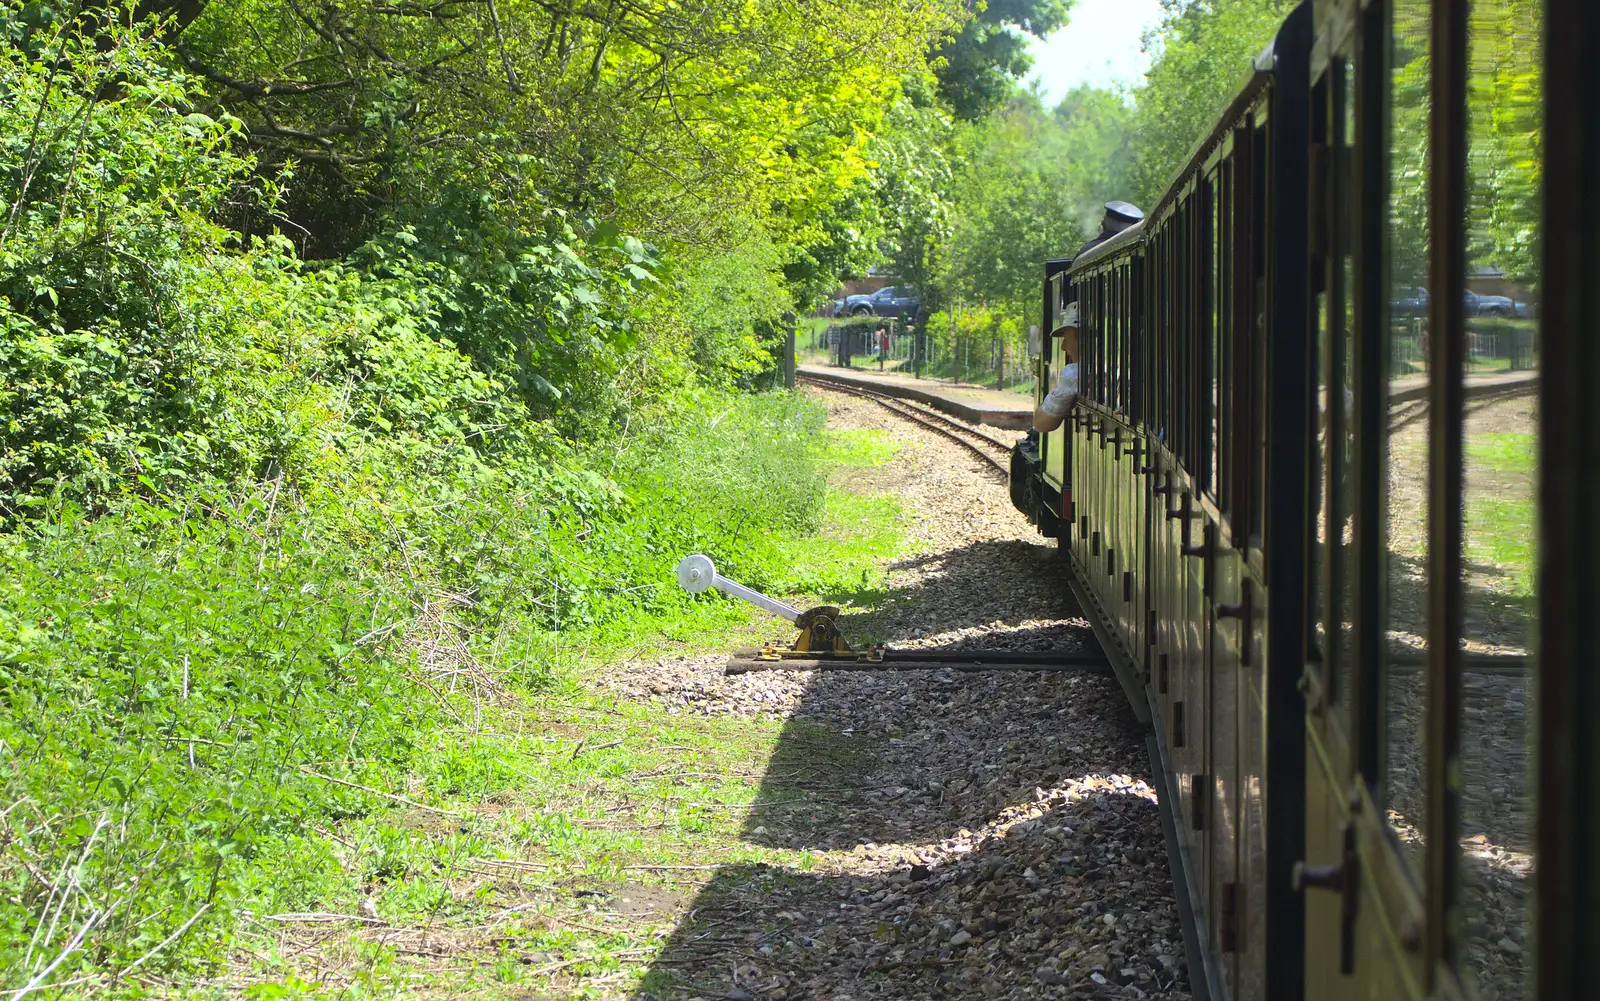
[1075, 200, 1144, 257]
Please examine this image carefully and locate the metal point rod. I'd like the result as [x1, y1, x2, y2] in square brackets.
[675, 554, 802, 622]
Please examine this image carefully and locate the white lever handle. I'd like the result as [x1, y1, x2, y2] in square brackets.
[675, 554, 801, 623]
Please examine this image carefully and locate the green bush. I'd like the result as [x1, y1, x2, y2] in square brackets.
[0, 497, 425, 981]
[0, 385, 840, 989]
[0, 15, 875, 993]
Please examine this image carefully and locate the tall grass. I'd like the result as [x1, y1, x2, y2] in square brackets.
[0, 389, 847, 993]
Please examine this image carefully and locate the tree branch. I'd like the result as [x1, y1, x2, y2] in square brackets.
[174, 45, 356, 98]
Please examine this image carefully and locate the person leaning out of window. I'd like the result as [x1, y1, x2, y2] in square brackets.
[1033, 299, 1080, 433]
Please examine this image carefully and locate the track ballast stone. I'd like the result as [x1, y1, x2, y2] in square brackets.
[614, 389, 1192, 999]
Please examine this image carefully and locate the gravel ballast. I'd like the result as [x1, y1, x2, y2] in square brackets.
[614, 388, 1191, 1000]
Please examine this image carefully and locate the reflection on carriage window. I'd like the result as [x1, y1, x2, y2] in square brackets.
[1333, 58, 1357, 711]
[1457, 2, 1540, 997]
[1309, 73, 1329, 671]
[1385, 0, 1542, 992]
[1383, 0, 1430, 877]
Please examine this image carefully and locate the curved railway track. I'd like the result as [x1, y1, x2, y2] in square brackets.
[797, 374, 1014, 473]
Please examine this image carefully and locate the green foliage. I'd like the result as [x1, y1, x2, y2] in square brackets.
[649, 238, 793, 390]
[934, 0, 1074, 120]
[0, 15, 910, 993]
[1462, 433, 1536, 597]
[825, 428, 902, 468]
[164, 0, 963, 294]
[934, 88, 1132, 327]
[349, 200, 660, 424]
[0, 385, 854, 990]
[0, 497, 425, 982]
[1128, 0, 1297, 208]
[1393, 0, 1541, 290]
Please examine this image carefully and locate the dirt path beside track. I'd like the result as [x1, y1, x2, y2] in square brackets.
[607, 388, 1191, 1000]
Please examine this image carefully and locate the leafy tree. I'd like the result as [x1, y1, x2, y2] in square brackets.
[867, 92, 959, 315]
[1128, 0, 1296, 208]
[1388, 0, 1541, 291]
[150, 0, 959, 280]
[931, 86, 1131, 327]
[934, 0, 1073, 121]
[1466, 0, 1542, 286]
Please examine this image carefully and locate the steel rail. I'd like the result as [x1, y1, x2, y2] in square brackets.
[797, 375, 1012, 473]
[873, 393, 1016, 451]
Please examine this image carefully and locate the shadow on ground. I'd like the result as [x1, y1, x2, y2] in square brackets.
[630, 541, 1190, 1000]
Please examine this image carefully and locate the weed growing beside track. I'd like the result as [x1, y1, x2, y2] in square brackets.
[0, 393, 906, 998]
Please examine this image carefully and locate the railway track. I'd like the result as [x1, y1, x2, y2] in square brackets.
[797, 374, 1015, 473]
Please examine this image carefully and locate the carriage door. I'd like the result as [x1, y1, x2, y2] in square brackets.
[1042, 264, 1071, 506]
[1297, 0, 1549, 995]
[1299, 8, 1429, 997]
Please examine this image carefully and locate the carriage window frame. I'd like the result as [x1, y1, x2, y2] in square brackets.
[1131, 257, 1146, 426]
[1199, 172, 1218, 498]
[1250, 116, 1271, 550]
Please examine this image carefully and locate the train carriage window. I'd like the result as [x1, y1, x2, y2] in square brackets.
[1179, 198, 1193, 468]
[1089, 276, 1098, 403]
[1383, 0, 1430, 877]
[1104, 271, 1112, 406]
[1108, 270, 1120, 412]
[1086, 274, 1098, 404]
[1250, 122, 1269, 548]
[1121, 264, 1131, 419]
[1158, 235, 1171, 441]
[1202, 174, 1219, 497]
[1171, 225, 1184, 444]
[1077, 279, 1086, 398]
[1177, 203, 1188, 465]
[1229, 128, 1257, 546]
[1132, 258, 1145, 426]
[1192, 194, 1202, 469]
[1157, 234, 1169, 438]
[1088, 275, 1099, 403]
[1119, 265, 1131, 414]
[1196, 188, 1209, 482]
[1212, 166, 1225, 505]
[1308, 70, 1331, 674]
[1078, 277, 1090, 402]
[1333, 57, 1358, 715]
[1456, 2, 1539, 995]
[1107, 271, 1117, 409]
[1224, 155, 1236, 516]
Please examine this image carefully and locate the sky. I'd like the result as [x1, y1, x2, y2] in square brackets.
[1025, 0, 1168, 105]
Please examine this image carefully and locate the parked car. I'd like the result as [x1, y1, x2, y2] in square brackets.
[840, 285, 920, 319]
[1392, 286, 1429, 317]
[1466, 290, 1528, 318]
[1390, 286, 1530, 319]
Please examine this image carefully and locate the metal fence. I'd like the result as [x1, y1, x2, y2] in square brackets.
[1390, 318, 1539, 376]
[811, 321, 1035, 391]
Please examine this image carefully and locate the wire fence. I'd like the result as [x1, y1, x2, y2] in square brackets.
[806, 319, 1035, 392]
[1390, 318, 1539, 376]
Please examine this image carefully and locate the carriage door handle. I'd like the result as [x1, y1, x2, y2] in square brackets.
[1293, 821, 1358, 974]
[1217, 580, 1254, 666]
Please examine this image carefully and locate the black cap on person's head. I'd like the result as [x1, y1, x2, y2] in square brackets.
[1104, 200, 1144, 224]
